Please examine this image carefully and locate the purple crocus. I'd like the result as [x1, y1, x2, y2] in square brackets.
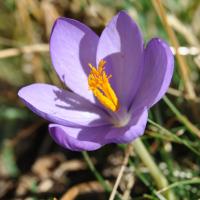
[18, 11, 174, 151]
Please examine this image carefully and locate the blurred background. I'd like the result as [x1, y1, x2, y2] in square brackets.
[1, 0, 200, 199]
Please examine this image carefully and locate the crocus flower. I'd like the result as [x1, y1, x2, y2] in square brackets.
[18, 11, 174, 151]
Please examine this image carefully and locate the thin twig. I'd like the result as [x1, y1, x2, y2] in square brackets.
[109, 144, 133, 200]
[167, 14, 199, 47]
[0, 44, 49, 58]
[167, 88, 200, 102]
[0, 44, 199, 59]
[170, 47, 199, 56]
[82, 152, 122, 199]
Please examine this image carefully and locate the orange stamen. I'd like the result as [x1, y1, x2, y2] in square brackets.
[88, 60, 120, 112]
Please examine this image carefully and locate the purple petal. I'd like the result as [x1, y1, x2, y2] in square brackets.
[105, 108, 148, 143]
[50, 17, 99, 103]
[131, 38, 174, 111]
[49, 124, 112, 151]
[96, 11, 143, 109]
[49, 108, 148, 151]
[18, 83, 109, 127]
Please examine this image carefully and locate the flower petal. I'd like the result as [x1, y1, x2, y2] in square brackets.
[96, 11, 143, 109]
[50, 17, 99, 103]
[49, 124, 112, 151]
[131, 38, 174, 111]
[49, 108, 148, 151]
[18, 83, 109, 127]
[105, 108, 148, 143]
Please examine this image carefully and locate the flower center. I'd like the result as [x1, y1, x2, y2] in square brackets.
[112, 112, 131, 127]
[88, 60, 120, 112]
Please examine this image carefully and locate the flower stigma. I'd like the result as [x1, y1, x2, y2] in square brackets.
[88, 60, 120, 112]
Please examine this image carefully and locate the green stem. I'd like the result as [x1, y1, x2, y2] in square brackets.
[158, 178, 200, 194]
[82, 151, 110, 192]
[82, 151, 122, 199]
[132, 138, 176, 200]
[163, 96, 200, 138]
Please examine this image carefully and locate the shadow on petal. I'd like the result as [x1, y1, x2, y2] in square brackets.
[49, 107, 148, 151]
[18, 83, 110, 127]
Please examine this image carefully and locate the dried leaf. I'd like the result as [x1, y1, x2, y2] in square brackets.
[61, 181, 104, 200]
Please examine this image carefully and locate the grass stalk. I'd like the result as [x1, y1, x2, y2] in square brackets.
[163, 96, 200, 138]
[132, 138, 176, 200]
[82, 151, 110, 193]
[151, 0, 196, 99]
